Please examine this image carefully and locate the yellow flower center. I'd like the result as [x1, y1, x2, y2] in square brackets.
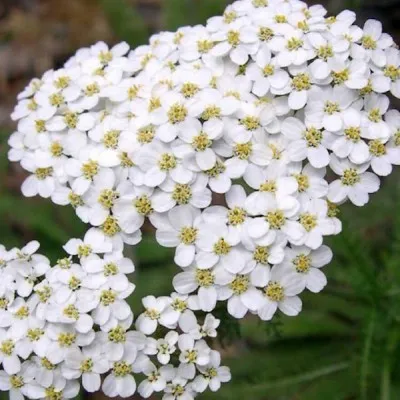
[299, 213, 317, 232]
[294, 173, 309, 192]
[264, 281, 284, 301]
[293, 254, 311, 273]
[134, 195, 153, 216]
[292, 73, 311, 91]
[229, 275, 249, 295]
[384, 65, 400, 81]
[108, 326, 126, 343]
[369, 108, 381, 122]
[113, 361, 131, 377]
[54, 76, 71, 89]
[195, 269, 215, 287]
[197, 40, 214, 54]
[41, 357, 56, 370]
[100, 289, 117, 306]
[1, 339, 15, 356]
[214, 238, 231, 255]
[192, 132, 212, 151]
[344, 127, 361, 142]
[35, 167, 53, 180]
[228, 207, 247, 226]
[205, 160, 226, 177]
[57, 332, 76, 347]
[316, 45, 333, 60]
[287, 37, 303, 51]
[84, 83, 100, 97]
[101, 216, 121, 236]
[137, 125, 155, 143]
[181, 83, 200, 98]
[253, 246, 269, 264]
[341, 168, 360, 186]
[10, 376, 24, 389]
[98, 189, 119, 209]
[49, 93, 65, 107]
[50, 142, 63, 157]
[81, 160, 99, 180]
[332, 69, 349, 85]
[241, 116, 260, 131]
[64, 112, 78, 129]
[104, 262, 119, 276]
[369, 139, 386, 156]
[63, 304, 79, 320]
[168, 103, 188, 124]
[77, 244, 92, 258]
[361, 35, 377, 50]
[201, 105, 221, 121]
[179, 227, 198, 245]
[324, 101, 340, 115]
[158, 153, 177, 171]
[259, 27, 274, 42]
[275, 14, 287, 23]
[103, 130, 120, 149]
[266, 210, 285, 229]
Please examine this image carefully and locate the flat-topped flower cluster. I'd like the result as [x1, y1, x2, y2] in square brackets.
[5, 0, 400, 398]
[0, 240, 229, 399]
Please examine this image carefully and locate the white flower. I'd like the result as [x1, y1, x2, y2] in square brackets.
[294, 198, 338, 249]
[151, 205, 201, 268]
[281, 245, 332, 293]
[192, 350, 231, 393]
[352, 19, 393, 67]
[136, 296, 171, 335]
[63, 230, 112, 258]
[163, 376, 194, 400]
[281, 116, 330, 167]
[328, 58, 369, 89]
[222, 274, 264, 318]
[0, 361, 45, 400]
[138, 363, 175, 398]
[177, 334, 210, 379]
[269, 28, 313, 67]
[177, 119, 223, 171]
[195, 221, 245, 273]
[145, 331, 178, 365]
[371, 47, 400, 98]
[211, 19, 259, 65]
[328, 155, 380, 206]
[330, 108, 371, 164]
[102, 358, 137, 398]
[173, 266, 231, 312]
[62, 346, 109, 392]
[305, 85, 356, 132]
[257, 266, 303, 320]
[246, 44, 290, 96]
[362, 93, 391, 140]
[150, 177, 211, 213]
[20, 155, 56, 199]
[137, 141, 193, 187]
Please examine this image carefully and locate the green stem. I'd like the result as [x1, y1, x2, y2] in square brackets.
[381, 329, 398, 400]
[360, 308, 376, 400]
[248, 361, 350, 390]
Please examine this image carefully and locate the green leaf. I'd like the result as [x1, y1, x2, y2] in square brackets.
[100, 0, 149, 46]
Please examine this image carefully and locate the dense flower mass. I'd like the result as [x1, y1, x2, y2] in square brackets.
[5, 0, 400, 398]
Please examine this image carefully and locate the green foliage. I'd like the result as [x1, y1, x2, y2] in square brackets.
[101, 0, 149, 46]
[1, 1, 399, 399]
[163, 0, 228, 31]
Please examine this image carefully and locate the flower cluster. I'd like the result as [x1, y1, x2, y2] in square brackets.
[0, 240, 230, 399]
[6, 0, 400, 398]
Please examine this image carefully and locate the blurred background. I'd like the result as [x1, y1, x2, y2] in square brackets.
[1, 0, 400, 399]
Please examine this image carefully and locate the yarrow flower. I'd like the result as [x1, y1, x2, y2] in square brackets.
[4, 0, 400, 398]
